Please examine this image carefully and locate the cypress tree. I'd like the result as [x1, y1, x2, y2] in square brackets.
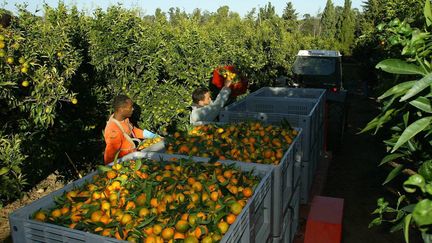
[338, 0, 355, 54]
[320, 0, 336, 38]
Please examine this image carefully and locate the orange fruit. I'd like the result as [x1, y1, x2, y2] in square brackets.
[90, 210, 103, 222]
[175, 220, 189, 233]
[184, 235, 199, 243]
[210, 191, 219, 202]
[60, 206, 69, 215]
[173, 232, 185, 240]
[120, 213, 132, 225]
[143, 226, 153, 235]
[217, 221, 229, 234]
[51, 209, 62, 218]
[34, 211, 46, 222]
[242, 187, 253, 198]
[153, 224, 163, 235]
[230, 202, 243, 215]
[161, 227, 175, 240]
[202, 236, 214, 243]
[139, 208, 150, 218]
[192, 181, 203, 192]
[226, 214, 236, 224]
[194, 225, 208, 239]
[150, 198, 158, 208]
[187, 177, 196, 185]
[100, 214, 110, 225]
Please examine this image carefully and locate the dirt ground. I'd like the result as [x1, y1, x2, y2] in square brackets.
[0, 173, 66, 243]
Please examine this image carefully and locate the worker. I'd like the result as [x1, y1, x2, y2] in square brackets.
[190, 78, 232, 125]
[103, 95, 157, 164]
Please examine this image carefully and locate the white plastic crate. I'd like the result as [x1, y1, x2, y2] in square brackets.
[220, 97, 322, 162]
[9, 153, 273, 243]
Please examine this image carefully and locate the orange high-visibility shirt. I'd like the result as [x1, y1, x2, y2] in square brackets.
[103, 116, 144, 164]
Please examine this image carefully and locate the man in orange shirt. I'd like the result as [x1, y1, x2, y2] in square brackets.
[103, 95, 157, 164]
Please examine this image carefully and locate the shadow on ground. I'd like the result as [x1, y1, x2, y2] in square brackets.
[321, 91, 423, 243]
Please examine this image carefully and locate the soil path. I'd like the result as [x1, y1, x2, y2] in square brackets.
[317, 92, 422, 243]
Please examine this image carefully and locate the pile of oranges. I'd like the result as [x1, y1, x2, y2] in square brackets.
[166, 122, 298, 164]
[138, 137, 163, 150]
[32, 157, 258, 243]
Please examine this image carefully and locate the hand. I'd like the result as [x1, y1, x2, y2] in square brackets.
[223, 78, 232, 88]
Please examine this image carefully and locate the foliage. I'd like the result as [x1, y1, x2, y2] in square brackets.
[337, 0, 356, 54]
[0, 3, 345, 205]
[320, 0, 337, 39]
[0, 133, 27, 205]
[364, 1, 432, 241]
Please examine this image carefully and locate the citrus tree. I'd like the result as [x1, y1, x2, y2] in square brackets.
[0, 5, 82, 205]
[363, 1, 432, 241]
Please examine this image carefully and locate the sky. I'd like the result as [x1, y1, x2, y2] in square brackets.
[2, 0, 364, 17]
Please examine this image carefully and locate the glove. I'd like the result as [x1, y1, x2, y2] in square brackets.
[143, 129, 157, 139]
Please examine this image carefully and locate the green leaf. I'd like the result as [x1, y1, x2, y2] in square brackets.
[378, 80, 415, 100]
[404, 213, 412, 243]
[134, 160, 142, 171]
[379, 153, 405, 166]
[425, 184, 432, 196]
[419, 160, 432, 181]
[383, 164, 404, 185]
[0, 167, 9, 176]
[396, 195, 407, 210]
[97, 165, 112, 173]
[403, 174, 426, 193]
[376, 59, 426, 75]
[412, 199, 432, 227]
[375, 109, 396, 134]
[401, 73, 432, 101]
[409, 96, 432, 113]
[403, 112, 410, 127]
[390, 219, 404, 233]
[368, 217, 382, 228]
[425, 0, 432, 27]
[392, 116, 432, 152]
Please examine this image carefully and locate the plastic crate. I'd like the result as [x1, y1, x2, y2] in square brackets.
[289, 184, 300, 243]
[9, 153, 273, 243]
[116, 152, 274, 243]
[249, 87, 326, 100]
[271, 210, 291, 243]
[300, 141, 319, 204]
[144, 125, 302, 238]
[220, 97, 321, 162]
[272, 184, 300, 243]
[246, 87, 326, 133]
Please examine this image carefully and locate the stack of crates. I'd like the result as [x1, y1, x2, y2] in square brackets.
[9, 153, 273, 243]
[219, 87, 326, 242]
[131, 126, 303, 242]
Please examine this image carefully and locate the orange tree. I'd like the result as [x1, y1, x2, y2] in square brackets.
[0, 5, 84, 205]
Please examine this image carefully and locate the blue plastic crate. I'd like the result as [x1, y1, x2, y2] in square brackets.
[9, 153, 273, 243]
[220, 97, 322, 162]
[140, 125, 303, 238]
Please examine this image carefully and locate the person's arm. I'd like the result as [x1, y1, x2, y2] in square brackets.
[190, 87, 231, 124]
[104, 129, 122, 164]
[131, 124, 157, 139]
